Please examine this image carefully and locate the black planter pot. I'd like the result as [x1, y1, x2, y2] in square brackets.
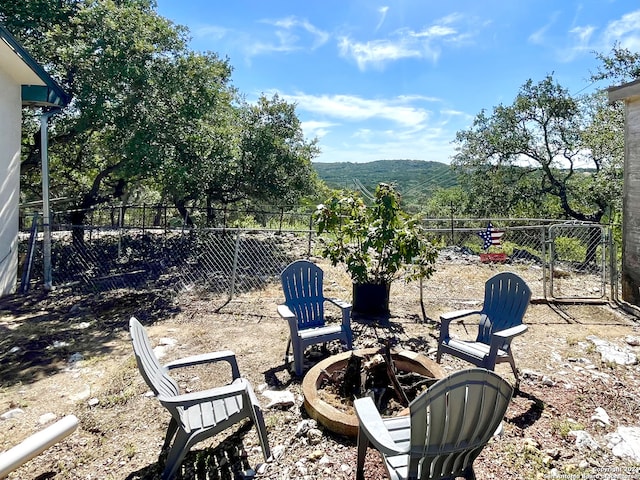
[352, 282, 390, 320]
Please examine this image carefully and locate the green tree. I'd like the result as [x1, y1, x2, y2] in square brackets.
[3, 1, 320, 238]
[592, 44, 640, 85]
[453, 75, 622, 225]
[3, 0, 230, 240]
[158, 93, 321, 226]
[235, 94, 320, 206]
[422, 186, 469, 218]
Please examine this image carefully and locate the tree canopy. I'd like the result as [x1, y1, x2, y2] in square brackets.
[452, 75, 623, 223]
[1, 0, 320, 234]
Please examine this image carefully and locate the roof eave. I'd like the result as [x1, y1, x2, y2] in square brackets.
[0, 23, 70, 108]
[608, 78, 640, 104]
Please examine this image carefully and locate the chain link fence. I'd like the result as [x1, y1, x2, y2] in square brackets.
[17, 207, 620, 307]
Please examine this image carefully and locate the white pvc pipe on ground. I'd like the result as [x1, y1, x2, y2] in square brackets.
[0, 414, 78, 478]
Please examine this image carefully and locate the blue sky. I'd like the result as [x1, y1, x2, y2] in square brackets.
[155, 1, 640, 164]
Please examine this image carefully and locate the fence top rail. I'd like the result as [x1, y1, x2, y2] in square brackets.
[47, 225, 316, 235]
[421, 217, 602, 224]
[422, 225, 548, 234]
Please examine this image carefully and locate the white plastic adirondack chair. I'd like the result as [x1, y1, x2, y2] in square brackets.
[278, 260, 353, 376]
[354, 368, 514, 480]
[129, 317, 271, 480]
[436, 271, 531, 387]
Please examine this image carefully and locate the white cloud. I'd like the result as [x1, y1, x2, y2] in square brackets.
[532, 9, 640, 63]
[376, 7, 389, 32]
[338, 37, 423, 69]
[301, 120, 336, 139]
[283, 92, 431, 127]
[316, 125, 457, 163]
[338, 14, 477, 70]
[266, 16, 330, 49]
[194, 25, 232, 41]
[195, 16, 329, 59]
[411, 25, 457, 39]
[558, 25, 596, 61]
[256, 16, 330, 55]
[276, 92, 469, 163]
[528, 11, 561, 45]
[604, 10, 640, 51]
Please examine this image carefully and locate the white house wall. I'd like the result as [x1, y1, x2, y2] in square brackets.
[0, 68, 21, 297]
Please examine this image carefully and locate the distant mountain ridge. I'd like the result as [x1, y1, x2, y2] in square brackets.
[312, 159, 457, 196]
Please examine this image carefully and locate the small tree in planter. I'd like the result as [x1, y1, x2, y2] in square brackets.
[314, 183, 439, 318]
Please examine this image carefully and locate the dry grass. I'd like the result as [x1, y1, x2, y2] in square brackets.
[1, 258, 639, 479]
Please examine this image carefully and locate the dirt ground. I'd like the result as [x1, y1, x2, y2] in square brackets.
[1, 258, 640, 480]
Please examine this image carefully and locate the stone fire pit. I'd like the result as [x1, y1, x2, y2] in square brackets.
[302, 348, 444, 437]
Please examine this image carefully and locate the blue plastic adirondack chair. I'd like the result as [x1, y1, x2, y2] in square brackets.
[355, 368, 514, 480]
[277, 260, 353, 376]
[436, 271, 531, 387]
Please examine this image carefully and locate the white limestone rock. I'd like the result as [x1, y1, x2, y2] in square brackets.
[607, 426, 640, 463]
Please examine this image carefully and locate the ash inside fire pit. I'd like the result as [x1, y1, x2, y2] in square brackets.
[318, 347, 438, 416]
[302, 347, 444, 436]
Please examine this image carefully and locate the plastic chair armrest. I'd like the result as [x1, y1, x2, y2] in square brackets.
[439, 309, 480, 342]
[439, 309, 480, 323]
[486, 324, 528, 368]
[159, 378, 250, 408]
[164, 350, 240, 380]
[326, 297, 352, 327]
[277, 304, 296, 320]
[354, 397, 407, 457]
[325, 297, 352, 310]
[493, 324, 528, 340]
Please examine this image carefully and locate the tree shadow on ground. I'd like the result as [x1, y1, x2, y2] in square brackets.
[262, 362, 296, 389]
[351, 316, 437, 354]
[125, 422, 257, 480]
[507, 388, 545, 429]
[0, 287, 180, 388]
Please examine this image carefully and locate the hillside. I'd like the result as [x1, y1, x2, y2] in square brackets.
[312, 159, 457, 197]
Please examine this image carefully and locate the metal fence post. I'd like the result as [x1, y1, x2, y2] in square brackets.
[228, 230, 241, 301]
[450, 201, 455, 246]
[20, 213, 41, 294]
[541, 225, 548, 300]
[308, 214, 314, 258]
[118, 205, 124, 258]
[609, 226, 618, 301]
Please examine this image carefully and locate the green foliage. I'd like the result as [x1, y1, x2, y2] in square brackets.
[3, 0, 319, 235]
[554, 237, 587, 263]
[314, 183, 439, 285]
[592, 44, 640, 85]
[313, 160, 458, 213]
[552, 419, 584, 439]
[422, 186, 469, 217]
[452, 75, 622, 225]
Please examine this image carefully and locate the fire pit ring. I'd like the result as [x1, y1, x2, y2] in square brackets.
[302, 348, 444, 437]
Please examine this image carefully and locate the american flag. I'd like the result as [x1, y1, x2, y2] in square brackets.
[478, 222, 504, 250]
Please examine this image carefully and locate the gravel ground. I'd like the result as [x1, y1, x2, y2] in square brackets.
[1, 256, 640, 480]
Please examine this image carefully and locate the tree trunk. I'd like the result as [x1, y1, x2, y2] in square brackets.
[174, 199, 194, 227]
[206, 198, 217, 226]
[70, 209, 87, 249]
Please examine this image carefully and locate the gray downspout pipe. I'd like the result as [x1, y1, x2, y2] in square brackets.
[41, 109, 57, 290]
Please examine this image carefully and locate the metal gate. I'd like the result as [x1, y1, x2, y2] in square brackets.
[547, 222, 610, 301]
